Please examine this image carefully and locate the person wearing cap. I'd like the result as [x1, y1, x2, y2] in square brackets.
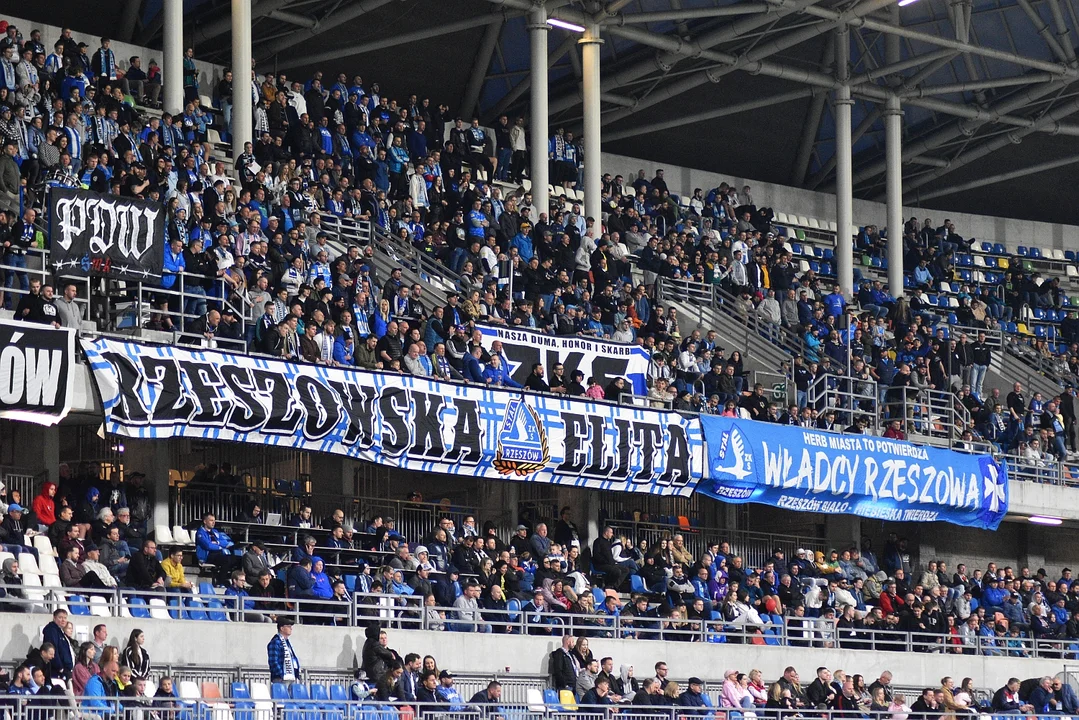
[679, 677, 708, 713]
[267, 619, 301, 683]
[434, 670, 466, 711]
[0, 501, 26, 545]
[59, 542, 110, 589]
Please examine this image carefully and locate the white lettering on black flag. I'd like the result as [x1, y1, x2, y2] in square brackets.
[49, 187, 165, 280]
[0, 321, 75, 426]
[476, 324, 651, 394]
[82, 337, 705, 496]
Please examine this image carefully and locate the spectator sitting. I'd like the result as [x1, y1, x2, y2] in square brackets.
[286, 557, 317, 601]
[160, 547, 194, 593]
[195, 513, 241, 583]
[127, 539, 166, 591]
[82, 660, 120, 712]
[582, 675, 615, 706]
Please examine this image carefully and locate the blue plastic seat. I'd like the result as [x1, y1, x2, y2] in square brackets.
[630, 575, 647, 594]
[809, 261, 820, 273]
[948, 313, 958, 324]
[1034, 308, 1046, 320]
[185, 598, 208, 621]
[271, 683, 292, 701]
[199, 581, 215, 596]
[1031, 247, 1042, 258]
[127, 596, 151, 619]
[168, 596, 186, 620]
[67, 595, 90, 616]
[822, 262, 833, 276]
[232, 683, 254, 720]
[981, 242, 993, 253]
[1018, 246, 1029, 256]
[207, 598, 229, 621]
[823, 248, 834, 260]
[507, 598, 521, 623]
[543, 689, 559, 707]
[993, 243, 1006, 255]
[1067, 250, 1077, 261]
[1007, 322, 1018, 334]
[790, 242, 803, 255]
[1035, 325, 1048, 338]
[343, 575, 357, 592]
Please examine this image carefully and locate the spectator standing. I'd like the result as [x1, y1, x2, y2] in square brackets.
[268, 619, 301, 683]
[121, 629, 151, 682]
[42, 608, 74, 680]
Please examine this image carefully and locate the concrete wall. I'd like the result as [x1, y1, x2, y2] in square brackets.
[601, 151, 1079, 251]
[0, 614, 1066, 690]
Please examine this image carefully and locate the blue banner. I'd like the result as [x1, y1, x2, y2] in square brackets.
[698, 416, 1007, 529]
[82, 337, 704, 496]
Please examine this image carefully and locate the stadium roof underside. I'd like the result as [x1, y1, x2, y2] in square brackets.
[56, 0, 1079, 224]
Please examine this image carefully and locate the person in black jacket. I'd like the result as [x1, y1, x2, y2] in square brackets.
[415, 672, 444, 717]
[361, 625, 399, 683]
[591, 526, 629, 591]
[549, 633, 578, 692]
[126, 539, 165, 591]
[806, 668, 836, 709]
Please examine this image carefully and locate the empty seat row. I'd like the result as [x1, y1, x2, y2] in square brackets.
[156, 525, 196, 545]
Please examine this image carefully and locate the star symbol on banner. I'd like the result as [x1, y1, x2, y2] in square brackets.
[117, 264, 131, 276]
[983, 464, 1005, 513]
[502, 354, 524, 378]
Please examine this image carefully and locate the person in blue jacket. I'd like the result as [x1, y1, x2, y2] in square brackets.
[41, 609, 73, 680]
[463, 346, 486, 384]
[482, 355, 522, 388]
[195, 513, 240, 583]
[82, 660, 120, 714]
[267, 619, 302, 683]
[1029, 676, 1058, 714]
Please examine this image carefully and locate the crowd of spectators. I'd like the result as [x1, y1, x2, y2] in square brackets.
[5, 468, 1079, 662]
[5, 608, 1079, 720]
[4, 16, 1079, 460]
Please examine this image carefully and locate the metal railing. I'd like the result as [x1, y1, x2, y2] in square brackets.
[654, 277, 798, 367]
[10, 697, 1078, 720]
[7, 589, 1079, 659]
[599, 518, 824, 572]
[805, 373, 881, 430]
[170, 487, 480, 541]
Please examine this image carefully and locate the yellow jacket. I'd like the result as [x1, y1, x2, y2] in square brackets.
[160, 558, 188, 588]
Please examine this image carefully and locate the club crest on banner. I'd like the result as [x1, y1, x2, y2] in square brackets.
[713, 426, 753, 481]
[493, 397, 550, 476]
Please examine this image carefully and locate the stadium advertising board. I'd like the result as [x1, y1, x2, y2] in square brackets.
[0, 320, 75, 426]
[82, 338, 704, 496]
[699, 415, 1008, 529]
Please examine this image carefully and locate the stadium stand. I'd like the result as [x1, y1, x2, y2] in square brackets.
[4, 9, 1079, 720]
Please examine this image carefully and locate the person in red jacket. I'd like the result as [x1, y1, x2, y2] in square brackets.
[32, 481, 57, 528]
[878, 580, 905, 615]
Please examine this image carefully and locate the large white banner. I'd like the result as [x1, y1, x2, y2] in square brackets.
[82, 337, 704, 496]
[476, 324, 651, 394]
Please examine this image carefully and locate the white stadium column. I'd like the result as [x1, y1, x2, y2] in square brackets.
[580, 22, 604, 228]
[529, 7, 550, 219]
[834, 27, 854, 296]
[232, 0, 254, 162]
[162, 0, 184, 115]
[885, 94, 904, 298]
